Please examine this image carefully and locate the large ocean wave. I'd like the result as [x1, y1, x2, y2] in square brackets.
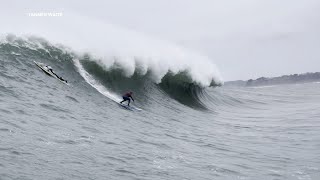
[0, 35, 222, 109]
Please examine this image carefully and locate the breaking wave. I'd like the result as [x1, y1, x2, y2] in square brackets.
[0, 34, 222, 109]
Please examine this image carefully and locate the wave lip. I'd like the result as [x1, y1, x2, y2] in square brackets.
[90, 48, 223, 87]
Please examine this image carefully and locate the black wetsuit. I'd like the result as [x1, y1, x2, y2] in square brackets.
[120, 93, 134, 106]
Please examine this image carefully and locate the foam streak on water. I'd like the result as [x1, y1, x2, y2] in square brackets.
[73, 58, 121, 103]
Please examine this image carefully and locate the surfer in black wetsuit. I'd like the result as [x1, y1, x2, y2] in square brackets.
[46, 65, 67, 83]
[120, 92, 134, 106]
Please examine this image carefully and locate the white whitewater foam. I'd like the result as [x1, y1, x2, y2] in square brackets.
[73, 58, 122, 103]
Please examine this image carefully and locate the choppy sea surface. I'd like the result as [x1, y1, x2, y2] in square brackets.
[1, 38, 320, 180]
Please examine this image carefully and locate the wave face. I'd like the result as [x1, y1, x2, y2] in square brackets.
[1, 35, 320, 180]
[80, 59, 210, 109]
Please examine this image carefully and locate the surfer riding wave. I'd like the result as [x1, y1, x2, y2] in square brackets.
[120, 91, 134, 106]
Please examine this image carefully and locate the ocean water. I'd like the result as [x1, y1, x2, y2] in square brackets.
[0, 37, 320, 180]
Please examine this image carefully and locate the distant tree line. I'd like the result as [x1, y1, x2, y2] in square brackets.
[224, 72, 320, 87]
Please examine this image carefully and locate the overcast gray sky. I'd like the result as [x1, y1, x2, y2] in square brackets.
[2, 0, 320, 80]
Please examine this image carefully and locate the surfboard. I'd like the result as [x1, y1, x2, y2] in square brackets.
[34, 61, 68, 85]
[117, 102, 142, 111]
[118, 103, 134, 111]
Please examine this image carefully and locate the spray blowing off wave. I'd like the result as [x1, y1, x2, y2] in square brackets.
[1, 11, 222, 87]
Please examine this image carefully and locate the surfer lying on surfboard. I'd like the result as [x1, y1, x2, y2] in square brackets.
[45, 65, 67, 83]
[120, 91, 134, 106]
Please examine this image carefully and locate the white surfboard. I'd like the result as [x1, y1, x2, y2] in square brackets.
[118, 102, 142, 111]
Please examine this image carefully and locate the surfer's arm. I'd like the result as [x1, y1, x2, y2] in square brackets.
[130, 96, 134, 101]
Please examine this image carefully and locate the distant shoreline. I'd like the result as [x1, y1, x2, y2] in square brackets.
[224, 72, 320, 87]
